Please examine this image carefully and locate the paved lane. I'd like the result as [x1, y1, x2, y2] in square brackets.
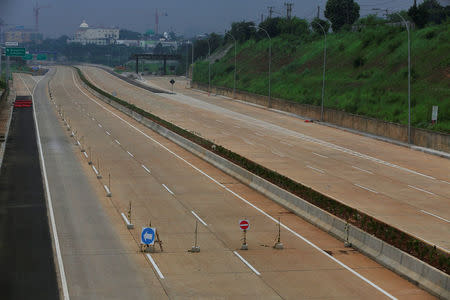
[0, 74, 59, 300]
[80, 66, 450, 251]
[48, 67, 435, 298]
[25, 70, 167, 299]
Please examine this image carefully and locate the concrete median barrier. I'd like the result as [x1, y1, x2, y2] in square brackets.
[75, 69, 449, 299]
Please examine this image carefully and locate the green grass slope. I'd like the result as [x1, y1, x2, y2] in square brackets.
[194, 23, 450, 132]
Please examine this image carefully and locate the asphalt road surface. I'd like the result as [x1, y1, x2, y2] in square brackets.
[0, 76, 59, 299]
[79, 66, 450, 252]
[19, 71, 167, 299]
[41, 66, 437, 298]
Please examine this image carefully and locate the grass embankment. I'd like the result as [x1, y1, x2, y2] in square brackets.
[194, 23, 450, 132]
[76, 66, 449, 274]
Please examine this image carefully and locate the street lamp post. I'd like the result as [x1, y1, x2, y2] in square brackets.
[206, 38, 211, 95]
[311, 21, 327, 122]
[253, 26, 272, 108]
[224, 31, 237, 99]
[374, 9, 411, 144]
[191, 41, 194, 85]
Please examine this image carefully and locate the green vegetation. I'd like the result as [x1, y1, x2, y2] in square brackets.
[76, 66, 449, 274]
[194, 21, 450, 132]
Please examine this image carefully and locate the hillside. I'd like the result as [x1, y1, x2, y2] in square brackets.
[193, 22, 450, 132]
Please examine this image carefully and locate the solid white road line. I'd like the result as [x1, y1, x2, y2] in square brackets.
[142, 165, 151, 174]
[191, 211, 208, 226]
[115, 139, 121, 145]
[420, 210, 450, 223]
[127, 151, 134, 157]
[121, 212, 132, 226]
[352, 166, 374, 175]
[233, 251, 261, 276]
[408, 185, 435, 196]
[307, 165, 325, 174]
[440, 180, 450, 185]
[106, 131, 111, 136]
[146, 254, 165, 279]
[354, 184, 378, 194]
[22, 75, 70, 299]
[312, 152, 328, 159]
[162, 184, 174, 195]
[72, 70, 397, 299]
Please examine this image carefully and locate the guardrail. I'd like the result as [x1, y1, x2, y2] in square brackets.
[74, 66, 449, 298]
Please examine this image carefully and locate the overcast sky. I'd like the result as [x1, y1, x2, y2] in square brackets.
[0, 0, 425, 38]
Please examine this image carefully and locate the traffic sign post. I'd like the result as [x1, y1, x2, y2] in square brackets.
[239, 219, 249, 250]
[37, 54, 47, 61]
[141, 227, 156, 245]
[6, 47, 26, 57]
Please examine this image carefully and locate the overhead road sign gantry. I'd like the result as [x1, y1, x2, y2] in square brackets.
[6, 47, 26, 57]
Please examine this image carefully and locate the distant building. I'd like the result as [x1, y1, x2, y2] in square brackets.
[4, 27, 43, 44]
[67, 20, 119, 46]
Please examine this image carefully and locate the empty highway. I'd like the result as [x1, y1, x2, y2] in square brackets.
[79, 66, 450, 252]
[18, 65, 432, 298]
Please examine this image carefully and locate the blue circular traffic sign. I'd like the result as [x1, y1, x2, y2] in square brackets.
[141, 227, 156, 245]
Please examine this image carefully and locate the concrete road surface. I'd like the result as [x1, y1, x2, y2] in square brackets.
[41, 66, 436, 298]
[79, 66, 450, 252]
[19, 71, 167, 299]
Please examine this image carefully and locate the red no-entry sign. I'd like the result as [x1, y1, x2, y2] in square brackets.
[239, 219, 249, 230]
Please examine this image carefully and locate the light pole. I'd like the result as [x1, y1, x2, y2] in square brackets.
[191, 41, 194, 86]
[185, 41, 189, 78]
[253, 26, 272, 108]
[374, 9, 411, 144]
[206, 38, 211, 94]
[311, 21, 327, 122]
[224, 31, 237, 99]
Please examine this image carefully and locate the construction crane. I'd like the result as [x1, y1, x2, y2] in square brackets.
[33, 2, 51, 32]
[154, 8, 168, 35]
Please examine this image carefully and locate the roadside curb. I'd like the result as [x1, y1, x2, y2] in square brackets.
[76, 70, 449, 299]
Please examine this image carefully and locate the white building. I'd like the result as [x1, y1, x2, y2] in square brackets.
[67, 20, 119, 46]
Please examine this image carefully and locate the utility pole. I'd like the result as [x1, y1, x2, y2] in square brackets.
[284, 3, 293, 19]
[317, 5, 320, 19]
[267, 6, 274, 19]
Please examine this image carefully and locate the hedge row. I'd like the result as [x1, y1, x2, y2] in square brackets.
[75, 67, 449, 274]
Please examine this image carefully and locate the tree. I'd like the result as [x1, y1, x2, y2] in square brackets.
[311, 18, 330, 35]
[228, 21, 256, 42]
[324, 0, 360, 31]
[119, 29, 141, 40]
[408, 0, 428, 28]
[278, 17, 310, 37]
